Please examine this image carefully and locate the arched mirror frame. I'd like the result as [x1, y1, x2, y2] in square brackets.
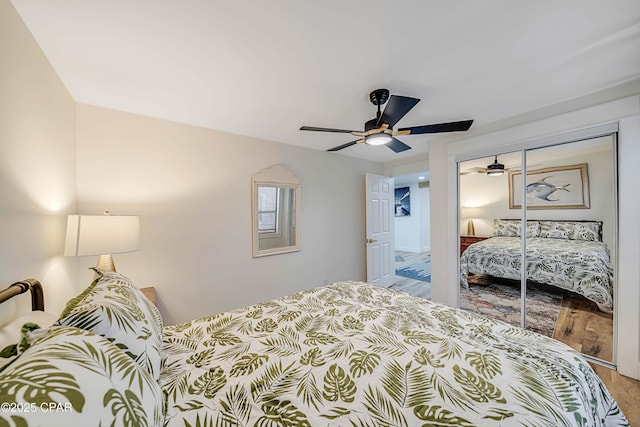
[252, 164, 301, 258]
[456, 123, 619, 366]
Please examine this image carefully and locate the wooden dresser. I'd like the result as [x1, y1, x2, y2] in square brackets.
[460, 235, 490, 255]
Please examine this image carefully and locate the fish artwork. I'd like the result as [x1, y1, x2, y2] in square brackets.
[526, 176, 571, 201]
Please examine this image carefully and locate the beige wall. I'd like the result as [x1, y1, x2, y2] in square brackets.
[74, 104, 383, 324]
[0, 0, 77, 325]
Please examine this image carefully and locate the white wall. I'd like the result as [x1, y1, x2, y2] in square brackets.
[74, 104, 383, 325]
[419, 184, 431, 252]
[429, 96, 640, 379]
[617, 113, 640, 380]
[395, 183, 430, 253]
[0, 1, 77, 325]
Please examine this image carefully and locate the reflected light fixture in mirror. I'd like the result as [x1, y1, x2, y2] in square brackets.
[64, 211, 140, 272]
[486, 155, 505, 176]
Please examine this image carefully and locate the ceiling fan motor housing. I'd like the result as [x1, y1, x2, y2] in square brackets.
[369, 88, 390, 106]
[486, 157, 505, 175]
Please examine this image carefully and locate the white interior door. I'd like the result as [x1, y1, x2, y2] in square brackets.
[365, 173, 395, 287]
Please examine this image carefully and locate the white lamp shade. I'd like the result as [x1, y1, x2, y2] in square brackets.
[64, 215, 140, 256]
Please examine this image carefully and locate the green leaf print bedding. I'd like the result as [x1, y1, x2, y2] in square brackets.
[460, 237, 614, 312]
[160, 281, 627, 426]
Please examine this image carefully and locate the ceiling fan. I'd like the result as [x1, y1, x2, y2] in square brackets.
[460, 155, 540, 176]
[299, 88, 474, 153]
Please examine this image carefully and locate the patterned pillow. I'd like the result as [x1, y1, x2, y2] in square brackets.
[539, 221, 602, 241]
[56, 269, 163, 380]
[0, 326, 164, 427]
[493, 219, 540, 238]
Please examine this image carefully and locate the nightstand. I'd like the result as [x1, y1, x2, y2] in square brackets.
[140, 287, 156, 306]
[460, 235, 489, 255]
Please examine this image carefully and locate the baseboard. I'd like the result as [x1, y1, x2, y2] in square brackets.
[396, 246, 430, 253]
[616, 357, 640, 380]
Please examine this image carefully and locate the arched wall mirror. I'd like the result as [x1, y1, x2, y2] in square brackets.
[458, 132, 617, 365]
[252, 165, 301, 258]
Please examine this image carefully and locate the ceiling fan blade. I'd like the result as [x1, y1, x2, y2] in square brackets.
[460, 167, 487, 175]
[398, 119, 473, 135]
[386, 138, 411, 153]
[300, 126, 359, 134]
[326, 139, 362, 152]
[377, 95, 420, 128]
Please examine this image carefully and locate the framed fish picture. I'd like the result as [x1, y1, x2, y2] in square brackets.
[509, 163, 590, 209]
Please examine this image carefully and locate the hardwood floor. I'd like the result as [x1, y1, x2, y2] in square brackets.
[553, 291, 613, 361]
[391, 251, 431, 300]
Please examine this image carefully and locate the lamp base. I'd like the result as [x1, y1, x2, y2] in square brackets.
[96, 254, 116, 272]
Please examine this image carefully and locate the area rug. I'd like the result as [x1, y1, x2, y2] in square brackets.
[460, 275, 562, 337]
[396, 260, 431, 283]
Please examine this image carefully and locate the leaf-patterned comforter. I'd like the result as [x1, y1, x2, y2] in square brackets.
[160, 281, 627, 426]
[460, 237, 614, 313]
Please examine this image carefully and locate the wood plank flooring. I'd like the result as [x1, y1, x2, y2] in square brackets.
[553, 291, 613, 361]
[391, 251, 431, 299]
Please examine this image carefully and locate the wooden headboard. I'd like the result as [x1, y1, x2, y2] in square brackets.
[0, 279, 44, 311]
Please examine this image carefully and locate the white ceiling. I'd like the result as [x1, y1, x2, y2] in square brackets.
[11, 0, 640, 164]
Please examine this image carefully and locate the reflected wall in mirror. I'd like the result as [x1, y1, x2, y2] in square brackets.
[457, 134, 617, 365]
[252, 165, 301, 257]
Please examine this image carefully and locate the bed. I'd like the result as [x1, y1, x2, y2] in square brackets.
[0, 270, 628, 426]
[460, 219, 614, 313]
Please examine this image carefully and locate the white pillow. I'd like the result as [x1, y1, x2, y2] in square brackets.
[0, 311, 57, 369]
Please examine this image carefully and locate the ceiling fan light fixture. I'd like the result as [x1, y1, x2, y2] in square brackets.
[365, 133, 393, 146]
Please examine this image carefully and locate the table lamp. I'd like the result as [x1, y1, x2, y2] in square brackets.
[64, 211, 140, 272]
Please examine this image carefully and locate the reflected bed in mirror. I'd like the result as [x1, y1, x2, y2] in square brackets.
[252, 165, 301, 257]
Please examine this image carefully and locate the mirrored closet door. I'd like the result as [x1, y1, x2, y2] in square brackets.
[458, 134, 617, 364]
[459, 151, 523, 330]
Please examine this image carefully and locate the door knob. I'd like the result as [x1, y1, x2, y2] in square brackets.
[366, 238, 377, 244]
